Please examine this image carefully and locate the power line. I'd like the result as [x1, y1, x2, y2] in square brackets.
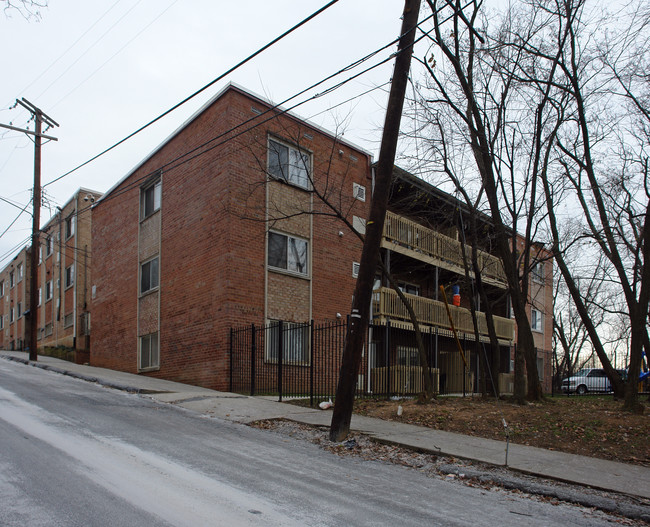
[44, 0, 341, 188]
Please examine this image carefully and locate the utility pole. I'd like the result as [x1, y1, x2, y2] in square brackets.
[0, 99, 59, 361]
[329, 0, 421, 441]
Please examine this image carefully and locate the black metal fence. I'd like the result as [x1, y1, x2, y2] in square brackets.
[229, 319, 477, 405]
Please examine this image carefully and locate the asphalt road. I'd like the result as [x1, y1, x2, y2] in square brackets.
[0, 360, 618, 526]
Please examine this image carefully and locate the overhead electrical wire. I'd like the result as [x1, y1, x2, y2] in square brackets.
[43, 0, 342, 188]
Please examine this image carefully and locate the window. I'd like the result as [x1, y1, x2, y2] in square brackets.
[532, 261, 544, 283]
[9, 271, 14, 288]
[0, 316, 3, 330]
[45, 323, 53, 336]
[266, 321, 309, 364]
[65, 264, 74, 289]
[352, 262, 360, 278]
[398, 282, 420, 296]
[17, 263, 23, 282]
[531, 308, 543, 332]
[537, 355, 544, 381]
[140, 257, 159, 294]
[38, 287, 42, 306]
[17, 302, 21, 318]
[64, 313, 74, 328]
[9, 307, 14, 323]
[46, 280, 53, 301]
[0, 281, 3, 296]
[46, 236, 53, 257]
[39, 246, 42, 264]
[141, 177, 162, 219]
[140, 332, 159, 370]
[267, 232, 308, 275]
[268, 138, 310, 189]
[353, 182, 366, 202]
[65, 214, 75, 239]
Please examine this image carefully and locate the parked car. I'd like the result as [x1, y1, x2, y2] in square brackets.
[561, 368, 626, 395]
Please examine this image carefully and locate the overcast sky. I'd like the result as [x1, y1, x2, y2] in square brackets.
[0, 0, 415, 264]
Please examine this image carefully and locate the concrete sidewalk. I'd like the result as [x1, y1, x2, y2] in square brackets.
[2, 351, 648, 500]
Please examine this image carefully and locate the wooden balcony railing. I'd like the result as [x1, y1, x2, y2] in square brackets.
[372, 287, 515, 342]
[382, 211, 507, 285]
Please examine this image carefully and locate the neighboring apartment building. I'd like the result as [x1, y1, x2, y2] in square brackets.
[90, 83, 553, 393]
[0, 246, 31, 351]
[36, 188, 102, 363]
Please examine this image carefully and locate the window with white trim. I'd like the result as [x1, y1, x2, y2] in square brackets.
[17, 263, 23, 282]
[266, 320, 309, 364]
[38, 287, 42, 306]
[267, 232, 308, 275]
[352, 215, 366, 235]
[10, 307, 14, 323]
[352, 262, 360, 278]
[65, 264, 74, 289]
[139, 332, 159, 370]
[140, 257, 159, 294]
[65, 215, 75, 239]
[9, 271, 14, 288]
[17, 302, 21, 318]
[531, 261, 545, 283]
[46, 236, 53, 257]
[64, 313, 74, 328]
[268, 138, 310, 189]
[141, 177, 162, 220]
[531, 308, 543, 332]
[46, 280, 53, 301]
[0, 316, 3, 329]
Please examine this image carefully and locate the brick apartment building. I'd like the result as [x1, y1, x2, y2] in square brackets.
[36, 188, 102, 363]
[90, 84, 370, 388]
[0, 246, 31, 351]
[90, 83, 553, 394]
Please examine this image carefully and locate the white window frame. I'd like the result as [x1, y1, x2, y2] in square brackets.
[46, 236, 53, 257]
[398, 281, 420, 296]
[265, 320, 310, 365]
[140, 257, 159, 295]
[531, 308, 543, 332]
[65, 214, 75, 239]
[38, 287, 42, 306]
[140, 177, 162, 220]
[45, 280, 53, 301]
[267, 138, 311, 190]
[9, 307, 14, 323]
[17, 302, 21, 318]
[65, 264, 75, 289]
[531, 261, 545, 283]
[9, 271, 14, 288]
[17, 263, 23, 282]
[267, 231, 309, 276]
[139, 332, 160, 371]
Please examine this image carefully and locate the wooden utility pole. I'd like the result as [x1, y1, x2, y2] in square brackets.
[1, 99, 59, 361]
[329, 0, 421, 441]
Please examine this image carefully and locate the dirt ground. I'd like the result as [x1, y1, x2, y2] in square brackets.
[352, 395, 650, 466]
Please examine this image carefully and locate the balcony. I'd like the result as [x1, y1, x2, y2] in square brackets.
[372, 287, 515, 343]
[382, 211, 507, 287]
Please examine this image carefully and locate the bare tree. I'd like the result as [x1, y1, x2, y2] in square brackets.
[412, 0, 548, 401]
[2, 0, 47, 20]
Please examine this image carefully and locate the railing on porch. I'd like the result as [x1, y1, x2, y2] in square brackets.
[382, 210, 507, 284]
[372, 287, 515, 341]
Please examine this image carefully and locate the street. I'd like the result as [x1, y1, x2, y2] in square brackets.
[0, 360, 616, 526]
